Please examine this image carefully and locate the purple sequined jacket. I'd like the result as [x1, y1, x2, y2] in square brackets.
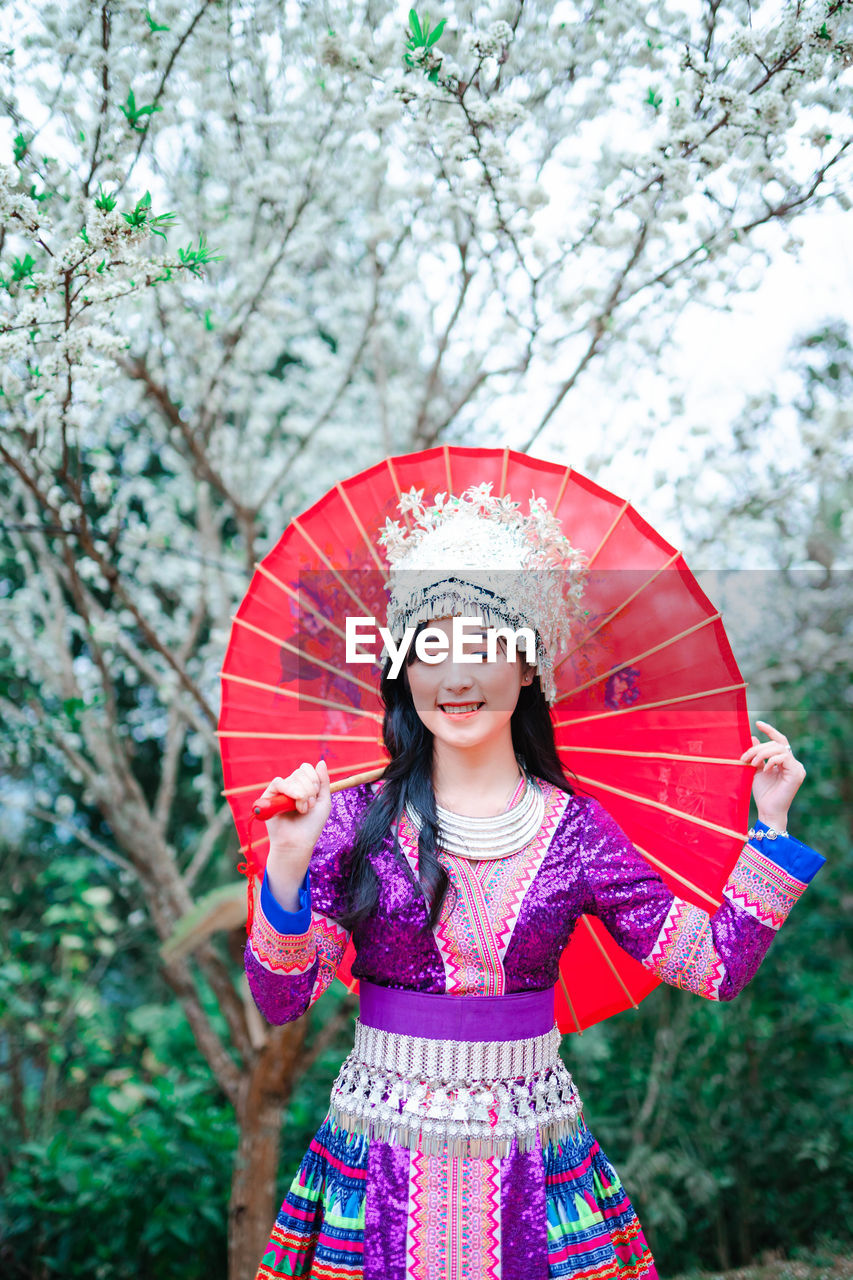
[244, 781, 824, 1026]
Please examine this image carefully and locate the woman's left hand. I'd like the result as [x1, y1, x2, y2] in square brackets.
[739, 719, 807, 830]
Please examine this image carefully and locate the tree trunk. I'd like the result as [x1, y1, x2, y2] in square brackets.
[228, 1018, 310, 1280]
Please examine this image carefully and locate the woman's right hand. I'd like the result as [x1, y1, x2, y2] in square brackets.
[258, 760, 331, 910]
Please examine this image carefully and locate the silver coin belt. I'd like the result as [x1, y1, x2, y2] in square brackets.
[328, 1018, 584, 1159]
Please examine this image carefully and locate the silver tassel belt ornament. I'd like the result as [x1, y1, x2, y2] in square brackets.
[328, 1018, 584, 1159]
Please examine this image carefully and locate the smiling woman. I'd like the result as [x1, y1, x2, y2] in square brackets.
[243, 484, 824, 1280]
[406, 616, 536, 817]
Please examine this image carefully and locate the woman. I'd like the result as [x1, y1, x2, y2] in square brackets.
[244, 487, 824, 1279]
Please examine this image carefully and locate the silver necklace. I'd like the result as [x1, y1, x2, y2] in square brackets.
[404, 774, 545, 860]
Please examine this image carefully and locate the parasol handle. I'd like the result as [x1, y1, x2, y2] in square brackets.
[252, 766, 387, 820]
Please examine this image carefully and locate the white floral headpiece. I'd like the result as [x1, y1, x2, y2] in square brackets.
[377, 482, 587, 703]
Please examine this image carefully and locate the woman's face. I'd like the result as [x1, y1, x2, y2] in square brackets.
[405, 615, 534, 750]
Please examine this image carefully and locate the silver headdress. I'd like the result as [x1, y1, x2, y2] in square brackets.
[377, 482, 587, 703]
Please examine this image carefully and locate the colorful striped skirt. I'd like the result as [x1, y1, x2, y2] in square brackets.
[253, 1112, 657, 1279]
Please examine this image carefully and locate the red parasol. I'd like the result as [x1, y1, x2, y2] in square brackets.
[218, 445, 752, 1032]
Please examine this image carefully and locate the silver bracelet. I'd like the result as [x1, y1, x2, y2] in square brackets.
[748, 825, 789, 841]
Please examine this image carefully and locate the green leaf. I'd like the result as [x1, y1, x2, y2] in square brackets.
[145, 9, 170, 32]
[119, 88, 162, 132]
[13, 131, 27, 163]
[426, 18, 446, 47]
[408, 9, 423, 43]
[94, 184, 117, 213]
[121, 190, 174, 238]
[175, 232, 223, 274]
[11, 253, 37, 282]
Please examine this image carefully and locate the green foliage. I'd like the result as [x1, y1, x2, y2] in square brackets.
[177, 233, 223, 277]
[145, 10, 170, 33]
[404, 9, 446, 83]
[119, 88, 162, 133]
[13, 132, 27, 163]
[94, 185, 117, 213]
[121, 190, 176, 240]
[0, 837, 234, 1278]
[10, 254, 36, 284]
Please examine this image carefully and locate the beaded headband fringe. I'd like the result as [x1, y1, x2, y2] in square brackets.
[377, 483, 588, 703]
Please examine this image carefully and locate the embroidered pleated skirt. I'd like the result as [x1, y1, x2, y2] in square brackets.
[254, 986, 657, 1280]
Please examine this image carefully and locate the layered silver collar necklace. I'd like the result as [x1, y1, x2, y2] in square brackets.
[404, 772, 545, 861]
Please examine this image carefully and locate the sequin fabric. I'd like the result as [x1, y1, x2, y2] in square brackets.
[246, 780, 820, 1278]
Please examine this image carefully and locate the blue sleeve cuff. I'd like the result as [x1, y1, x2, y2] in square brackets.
[749, 820, 826, 883]
[259, 867, 312, 934]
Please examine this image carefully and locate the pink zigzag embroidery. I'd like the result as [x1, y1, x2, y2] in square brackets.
[722, 845, 805, 931]
[642, 900, 725, 999]
[248, 902, 316, 976]
[405, 1147, 430, 1280]
[309, 911, 350, 1005]
[723, 886, 791, 930]
[489, 786, 568, 957]
[480, 1157, 502, 1280]
[433, 783, 568, 995]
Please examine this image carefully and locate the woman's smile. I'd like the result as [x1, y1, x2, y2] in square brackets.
[438, 700, 485, 717]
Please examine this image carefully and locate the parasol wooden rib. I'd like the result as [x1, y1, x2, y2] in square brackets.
[253, 563, 349, 643]
[556, 612, 722, 703]
[498, 446, 510, 498]
[336, 481, 389, 575]
[553, 681, 748, 729]
[556, 548, 682, 669]
[558, 972, 582, 1035]
[217, 731, 382, 743]
[561, 746, 748, 767]
[586, 499, 630, 567]
[580, 916, 639, 1009]
[291, 515, 373, 616]
[220, 671, 384, 722]
[571, 772, 745, 841]
[631, 842, 722, 907]
[231, 614, 379, 698]
[551, 465, 573, 515]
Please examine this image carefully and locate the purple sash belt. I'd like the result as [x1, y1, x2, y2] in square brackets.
[358, 980, 555, 1042]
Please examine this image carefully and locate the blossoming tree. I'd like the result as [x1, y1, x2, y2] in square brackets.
[1, 2, 851, 1274]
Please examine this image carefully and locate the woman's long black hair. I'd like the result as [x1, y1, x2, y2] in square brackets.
[339, 620, 576, 933]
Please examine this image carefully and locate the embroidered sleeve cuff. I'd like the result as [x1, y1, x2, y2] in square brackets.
[260, 867, 312, 933]
[247, 870, 315, 976]
[749, 821, 826, 883]
[723, 838, 816, 932]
